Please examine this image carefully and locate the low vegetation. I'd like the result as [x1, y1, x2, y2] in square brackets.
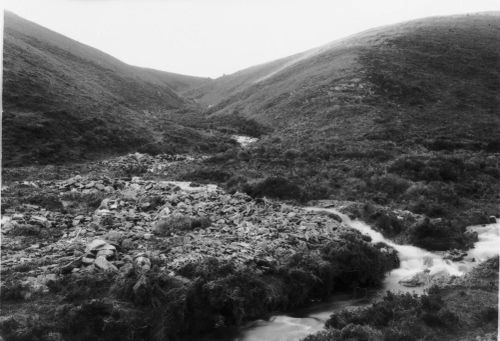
[303, 257, 499, 341]
[0, 236, 398, 341]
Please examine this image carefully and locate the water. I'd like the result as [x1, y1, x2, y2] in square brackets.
[226, 206, 499, 341]
[232, 135, 258, 148]
[161, 181, 218, 192]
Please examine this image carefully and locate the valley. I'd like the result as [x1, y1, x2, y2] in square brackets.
[2, 10, 500, 341]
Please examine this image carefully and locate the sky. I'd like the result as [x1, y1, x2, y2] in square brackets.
[3, 0, 500, 78]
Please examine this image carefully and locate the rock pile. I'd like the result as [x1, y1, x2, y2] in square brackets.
[2, 154, 369, 299]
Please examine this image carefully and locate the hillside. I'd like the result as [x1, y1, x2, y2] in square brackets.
[183, 13, 500, 242]
[193, 13, 500, 134]
[1, 11, 499, 341]
[2, 11, 223, 166]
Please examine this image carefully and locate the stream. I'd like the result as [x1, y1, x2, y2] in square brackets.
[192, 136, 500, 341]
[206, 206, 499, 341]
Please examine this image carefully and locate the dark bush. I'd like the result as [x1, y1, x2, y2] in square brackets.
[370, 174, 411, 197]
[182, 168, 232, 182]
[485, 139, 500, 152]
[243, 176, 304, 201]
[119, 163, 148, 177]
[153, 214, 195, 236]
[479, 307, 498, 322]
[0, 280, 27, 301]
[409, 218, 466, 250]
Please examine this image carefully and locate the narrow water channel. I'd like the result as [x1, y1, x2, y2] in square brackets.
[221, 206, 499, 341]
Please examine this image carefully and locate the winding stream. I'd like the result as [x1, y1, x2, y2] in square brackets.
[222, 206, 499, 341]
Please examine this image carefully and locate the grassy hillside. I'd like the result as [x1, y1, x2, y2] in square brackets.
[183, 52, 304, 106]
[198, 13, 500, 134]
[183, 13, 500, 245]
[2, 11, 223, 166]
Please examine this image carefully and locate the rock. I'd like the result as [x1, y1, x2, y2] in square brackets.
[30, 215, 51, 227]
[443, 249, 467, 262]
[85, 239, 107, 252]
[134, 256, 151, 272]
[120, 263, 134, 275]
[121, 238, 134, 249]
[399, 271, 428, 287]
[488, 216, 497, 223]
[85, 239, 116, 253]
[94, 256, 118, 272]
[132, 274, 148, 295]
[399, 269, 451, 287]
[82, 256, 95, 264]
[61, 258, 83, 274]
[158, 207, 171, 217]
[143, 233, 153, 240]
[96, 249, 115, 259]
[105, 230, 123, 243]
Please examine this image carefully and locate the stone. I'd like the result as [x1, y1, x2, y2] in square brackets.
[121, 238, 134, 249]
[134, 256, 151, 272]
[96, 249, 115, 259]
[105, 230, 123, 243]
[132, 274, 148, 295]
[82, 256, 95, 264]
[85, 239, 115, 253]
[30, 215, 50, 227]
[94, 256, 118, 272]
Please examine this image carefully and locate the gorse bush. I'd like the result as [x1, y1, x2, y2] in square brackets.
[409, 217, 473, 251]
[153, 214, 210, 236]
[243, 176, 304, 201]
[182, 168, 232, 182]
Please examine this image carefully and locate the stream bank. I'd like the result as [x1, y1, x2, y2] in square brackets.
[213, 206, 499, 341]
[0, 154, 398, 341]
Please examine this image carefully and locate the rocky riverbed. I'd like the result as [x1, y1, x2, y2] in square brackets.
[0, 153, 398, 341]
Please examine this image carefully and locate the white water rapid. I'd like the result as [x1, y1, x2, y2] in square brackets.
[225, 206, 499, 341]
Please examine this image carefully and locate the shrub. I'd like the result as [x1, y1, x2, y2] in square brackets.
[243, 176, 304, 201]
[10, 224, 41, 236]
[409, 218, 466, 250]
[479, 307, 498, 322]
[138, 195, 164, 211]
[119, 163, 148, 177]
[153, 214, 211, 236]
[485, 139, 500, 152]
[370, 174, 411, 197]
[339, 324, 383, 341]
[0, 280, 27, 301]
[26, 192, 63, 211]
[153, 214, 195, 236]
[61, 191, 107, 211]
[182, 168, 232, 182]
[283, 148, 300, 160]
[190, 215, 212, 229]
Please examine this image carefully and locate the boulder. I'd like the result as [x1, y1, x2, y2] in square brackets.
[94, 256, 118, 272]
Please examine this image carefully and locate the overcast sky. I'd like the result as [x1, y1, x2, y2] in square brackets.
[4, 0, 500, 78]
